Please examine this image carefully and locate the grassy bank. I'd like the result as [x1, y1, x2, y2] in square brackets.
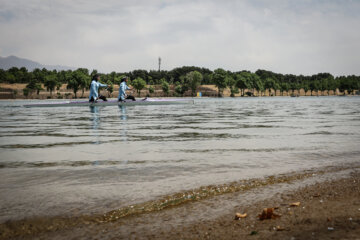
[0, 83, 356, 100]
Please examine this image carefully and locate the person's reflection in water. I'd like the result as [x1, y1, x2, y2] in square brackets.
[118, 105, 128, 142]
[90, 106, 100, 145]
[118, 105, 127, 121]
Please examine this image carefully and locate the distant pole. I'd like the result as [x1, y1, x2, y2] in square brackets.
[158, 57, 161, 72]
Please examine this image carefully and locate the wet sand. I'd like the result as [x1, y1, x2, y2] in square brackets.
[1, 165, 359, 240]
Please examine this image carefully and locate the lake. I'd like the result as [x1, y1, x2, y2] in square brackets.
[0, 96, 359, 222]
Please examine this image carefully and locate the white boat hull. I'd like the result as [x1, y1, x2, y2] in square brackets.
[23, 98, 194, 108]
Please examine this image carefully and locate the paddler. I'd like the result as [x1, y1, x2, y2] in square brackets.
[118, 77, 136, 101]
[89, 74, 108, 102]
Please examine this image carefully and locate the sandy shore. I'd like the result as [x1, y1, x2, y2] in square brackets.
[1, 165, 359, 240]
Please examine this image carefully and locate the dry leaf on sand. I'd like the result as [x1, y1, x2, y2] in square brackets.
[289, 202, 301, 207]
[234, 213, 247, 220]
[276, 226, 285, 231]
[258, 208, 281, 220]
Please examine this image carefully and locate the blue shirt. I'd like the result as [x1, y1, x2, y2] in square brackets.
[118, 81, 130, 100]
[89, 80, 107, 100]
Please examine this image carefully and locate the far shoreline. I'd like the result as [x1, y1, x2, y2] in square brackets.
[0, 83, 358, 100]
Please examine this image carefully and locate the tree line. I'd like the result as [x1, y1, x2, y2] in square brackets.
[0, 66, 359, 97]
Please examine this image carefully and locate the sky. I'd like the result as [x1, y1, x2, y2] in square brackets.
[0, 0, 359, 76]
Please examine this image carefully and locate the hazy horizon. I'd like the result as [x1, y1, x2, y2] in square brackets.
[1, 0, 360, 76]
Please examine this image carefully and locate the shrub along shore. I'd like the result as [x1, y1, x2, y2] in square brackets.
[0, 66, 359, 99]
[0, 83, 357, 100]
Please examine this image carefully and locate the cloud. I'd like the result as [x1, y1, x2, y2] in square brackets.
[0, 0, 359, 76]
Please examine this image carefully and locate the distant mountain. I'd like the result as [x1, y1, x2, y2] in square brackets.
[0, 55, 76, 71]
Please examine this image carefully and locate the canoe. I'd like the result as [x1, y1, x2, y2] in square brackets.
[23, 98, 194, 108]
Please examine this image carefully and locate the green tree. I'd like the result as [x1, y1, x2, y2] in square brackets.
[79, 76, 91, 98]
[26, 79, 43, 96]
[8, 67, 20, 83]
[236, 74, 248, 96]
[290, 82, 300, 96]
[130, 69, 148, 82]
[253, 78, 264, 96]
[148, 79, 155, 86]
[90, 69, 98, 77]
[35, 83, 44, 95]
[66, 70, 90, 98]
[44, 74, 60, 96]
[302, 82, 309, 96]
[67, 79, 79, 98]
[320, 78, 330, 95]
[224, 75, 237, 97]
[174, 81, 188, 96]
[148, 86, 155, 95]
[338, 76, 358, 95]
[174, 83, 183, 96]
[109, 71, 117, 83]
[132, 77, 147, 96]
[106, 80, 114, 97]
[280, 82, 290, 96]
[71, 68, 91, 98]
[212, 68, 228, 97]
[57, 70, 71, 84]
[328, 78, 338, 94]
[0, 69, 5, 83]
[185, 71, 202, 96]
[264, 78, 280, 96]
[161, 80, 170, 96]
[309, 80, 320, 96]
[67, 72, 81, 98]
[236, 71, 261, 96]
[23, 88, 30, 97]
[77, 68, 89, 76]
[4, 72, 16, 83]
[32, 68, 46, 83]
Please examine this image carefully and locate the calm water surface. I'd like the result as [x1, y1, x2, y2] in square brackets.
[0, 97, 359, 222]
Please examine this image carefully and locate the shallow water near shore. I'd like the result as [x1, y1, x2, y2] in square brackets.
[0, 96, 359, 222]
